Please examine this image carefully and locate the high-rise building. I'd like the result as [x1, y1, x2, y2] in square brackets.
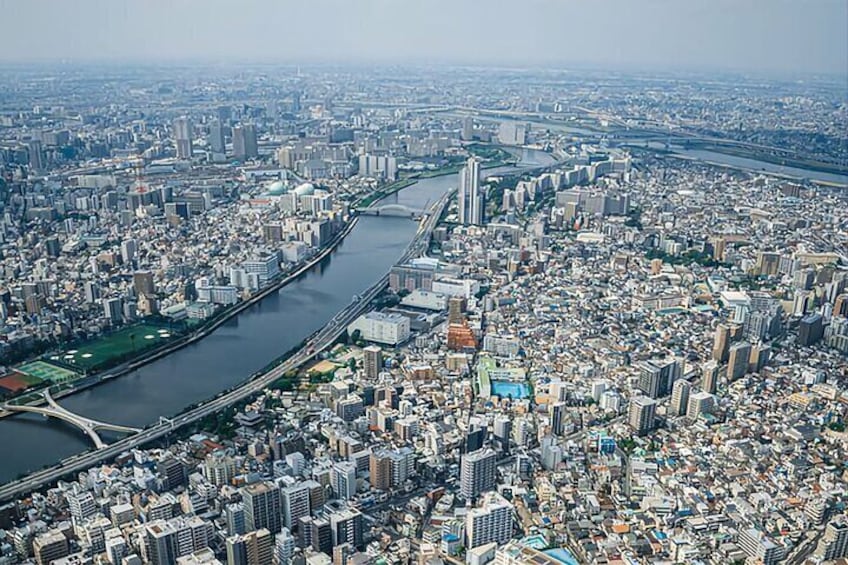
[712, 324, 731, 362]
[549, 402, 566, 435]
[461, 116, 474, 141]
[670, 380, 691, 417]
[493, 416, 511, 453]
[458, 158, 484, 226]
[281, 483, 311, 531]
[310, 517, 333, 555]
[465, 493, 513, 549]
[173, 117, 193, 160]
[208, 119, 225, 154]
[133, 270, 155, 297]
[727, 341, 752, 381]
[331, 461, 357, 500]
[798, 313, 824, 346]
[226, 528, 272, 565]
[448, 296, 465, 324]
[27, 139, 44, 171]
[637, 358, 680, 399]
[686, 391, 714, 421]
[815, 517, 848, 561]
[460, 448, 497, 501]
[738, 528, 784, 565]
[242, 482, 281, 535]
[329, 509, 364, 549]
[363, 346, 382, 380]
[628, 396, 656, 436]
[233, 124, 259, 160]
[702, 360, 720, 394]
[274, 528, 296, 565]
[205, 452, 236, 487]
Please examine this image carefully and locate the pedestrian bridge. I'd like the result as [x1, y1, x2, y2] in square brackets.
[4, 390, 141, 449]
[358, 203, 427, 218]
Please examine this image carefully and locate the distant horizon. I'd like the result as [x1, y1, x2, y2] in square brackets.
[1, 0, 845, 78]
[1, 56, 846, 83]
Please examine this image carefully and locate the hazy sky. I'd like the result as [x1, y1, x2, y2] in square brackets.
[1, 0, 846, 75]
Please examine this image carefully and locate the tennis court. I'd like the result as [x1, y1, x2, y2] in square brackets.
[18, 360, 79, 384]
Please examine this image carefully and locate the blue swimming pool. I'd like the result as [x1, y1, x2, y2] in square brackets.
[490, 380, 530, 399]
[544, 548, 579, 565]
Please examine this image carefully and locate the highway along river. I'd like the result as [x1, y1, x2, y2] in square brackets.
[0, 149, 555, 485]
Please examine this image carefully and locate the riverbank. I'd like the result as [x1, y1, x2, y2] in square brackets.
[0, 216, 360, 417]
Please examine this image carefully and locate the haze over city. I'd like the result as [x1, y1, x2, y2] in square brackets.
[1, 0, 847, 74]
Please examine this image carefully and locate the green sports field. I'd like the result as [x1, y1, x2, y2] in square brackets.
[47, 323, 175, 371]
[18, 360, 79, 384]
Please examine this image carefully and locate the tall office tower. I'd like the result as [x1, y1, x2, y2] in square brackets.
[27, 139, 44, 171]
[208, 119, 226, 154]
[637, 358, 681, 399]
[217, 105, 232, 123]
[242, 481, 281, 534]
[461, 116, 474, 141]
[331, 461, 357, 500]
[121, 238, 138, 265]
[83, 281, 99, 304]
[233, 124, 259, 160]
[493, 416, 512, 452]
[702, 360, 720, 394]
[173, 117, 193, 160]
[686, 391, 714, 421]
[329, 509, 364, 549]
[727, 341, 752, 381]
[628, 396, 657, 436]
[274, 528, 296, 565]
[549, 402, 566, 435]
[226, 528, 272, 565]
[281, 483, 311, 531]
[670, 380, 691, 417]
[291, 91, 301, 113]
[448, 296, 465, 324]
[460, 448, 497, 501]
[712, 324, 731, 362]
[458, 158, 484, 225]
[465, 493, 513, 550]
[369, 451, 393, 490]
[815, 517, 848, 561]
[798, 313, 824, 346]
[363, 345, 382, 380]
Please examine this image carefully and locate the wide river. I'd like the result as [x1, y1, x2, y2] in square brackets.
[0, 149, 556, 484]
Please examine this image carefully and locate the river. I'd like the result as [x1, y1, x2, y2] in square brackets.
[0, 149, 555, 485]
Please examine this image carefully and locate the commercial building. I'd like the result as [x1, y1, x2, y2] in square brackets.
[347, 312, 410, 345]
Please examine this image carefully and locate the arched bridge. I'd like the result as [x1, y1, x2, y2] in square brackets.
[358, 203, 428, 218]
[4, 390, 141, 449]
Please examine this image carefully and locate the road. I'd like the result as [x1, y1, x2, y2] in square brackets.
[0, 193, 451, 504]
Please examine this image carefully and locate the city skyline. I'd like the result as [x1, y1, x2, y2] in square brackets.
[0, 0, 846, 76]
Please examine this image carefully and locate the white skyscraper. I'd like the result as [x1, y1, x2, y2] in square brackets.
[458, 158, 484, 225]
[172, 117, 193, 160]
